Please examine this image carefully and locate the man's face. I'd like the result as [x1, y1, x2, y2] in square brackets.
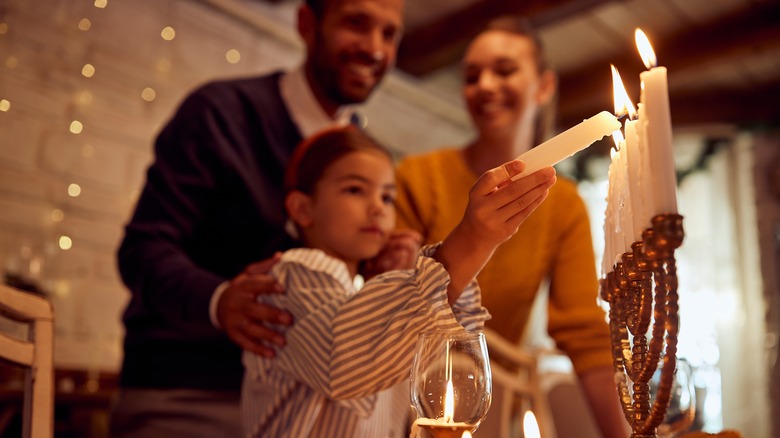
[303, 0, 404, 110]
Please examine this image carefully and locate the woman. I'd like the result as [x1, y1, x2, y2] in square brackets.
[394, 16, 629, 437]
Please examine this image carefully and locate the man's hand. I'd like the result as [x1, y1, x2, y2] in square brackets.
[360, 229, 422, 280]
[216, 253, 293, 358]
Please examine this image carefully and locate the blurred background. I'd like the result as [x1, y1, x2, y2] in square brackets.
[0, 0, 778, 436]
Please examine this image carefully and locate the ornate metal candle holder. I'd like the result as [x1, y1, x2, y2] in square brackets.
[600, 213, 685, 438]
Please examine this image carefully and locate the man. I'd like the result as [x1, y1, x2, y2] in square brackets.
[111, 0, 405, 436]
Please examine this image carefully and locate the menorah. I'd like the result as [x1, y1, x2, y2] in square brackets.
[600, 213, 685, 438]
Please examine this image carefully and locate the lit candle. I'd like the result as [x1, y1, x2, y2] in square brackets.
[523, 411, 541, 438]
[513, 111, 620, 179]
[636, 28, 678, 214]
[611, 65, 647, 242]
[410, 379, 472, 438]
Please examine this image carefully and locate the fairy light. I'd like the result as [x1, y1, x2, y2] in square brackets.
[161, 26, 175, 41]
[0, 99, 9, 112]
[78, 18, 91, 31]
[82, 63, 95, 77]
[67, 183, 82, 197]
[94, 0, 107, 9]
[51, 209, 64, 222]
[0, 23, 8, 35]
[77, 90, 93, 105]
[5, 56, 18, 69]
[156, 58, 171, 73]
[58, 235, 73, 251]
[141, 87, 156, 102]
[69, 120, 83, 134]
[226, 49, 241, 64]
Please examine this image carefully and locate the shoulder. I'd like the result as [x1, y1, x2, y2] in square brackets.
[182, 72, 283, 110]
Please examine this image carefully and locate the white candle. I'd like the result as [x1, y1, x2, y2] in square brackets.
[513, 111, 620, 179]
[623, 118, 648, 240]
[636, 29, 678, 215]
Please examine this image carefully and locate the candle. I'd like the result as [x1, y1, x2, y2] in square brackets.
[523, 411, 541, 438]
[611, 65, 647, 242]
[512, 111, 620, 179]
[636, 28, 678, 214]
[410, 380, 473, 438]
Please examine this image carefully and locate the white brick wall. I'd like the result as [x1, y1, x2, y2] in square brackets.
[0, 0, 470, 371]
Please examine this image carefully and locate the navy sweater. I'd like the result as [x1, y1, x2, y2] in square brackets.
[117, 72, 301, 390]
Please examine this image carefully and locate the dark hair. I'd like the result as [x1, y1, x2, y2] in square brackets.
[285, 125, 391, 195]
[484, 15, 548, 73]
[305, 0, 327, 19]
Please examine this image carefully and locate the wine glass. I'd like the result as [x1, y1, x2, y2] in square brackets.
[410, 330, 492, 438]
[650, 357, 696, 437]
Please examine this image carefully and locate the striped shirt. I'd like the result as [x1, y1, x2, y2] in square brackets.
[241, 244, 489, 437]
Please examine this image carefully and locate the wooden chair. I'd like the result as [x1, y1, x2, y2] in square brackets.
[477, 327, 555, 438]
[0, 283, 54, 438]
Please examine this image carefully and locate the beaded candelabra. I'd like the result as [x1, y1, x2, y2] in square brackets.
[600, 213, 685, 438]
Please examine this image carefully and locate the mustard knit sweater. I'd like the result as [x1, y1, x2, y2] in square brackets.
[395, 148, 612, 375]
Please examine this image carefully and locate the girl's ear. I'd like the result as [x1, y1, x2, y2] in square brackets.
[286, 191, 314, 228]
[535, 70, 558, 106]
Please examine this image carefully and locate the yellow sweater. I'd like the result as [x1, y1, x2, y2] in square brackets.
[395, 148, 612, 375]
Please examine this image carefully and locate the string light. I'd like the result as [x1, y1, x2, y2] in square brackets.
[68, 183, 82, 197]
[5, 56, 18, 69]
[82, 63, 96, 77]
[0, 23, 8, 35]
[58, 235, 73, 251]
[161, 26, 175, 41]
[77, 90, 93, 105]
[0, 99, 9, 112]
[69, 120, 84, 134]
[156, 58, 171, 73]
[51, 209, 65, 222]
[78, 18, 91, 31]
[226, 49, 241, 64]
[141, 87, 156, 102]
[94, 0, 108, 9]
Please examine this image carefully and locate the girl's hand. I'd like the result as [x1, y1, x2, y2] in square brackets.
[360, 229, 423, 279]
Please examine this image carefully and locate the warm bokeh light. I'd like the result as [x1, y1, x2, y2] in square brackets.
[82, 63, 96, 77]
[141, 87, 156, 102]
[635, 28, 657, 69]
[81, 144, 95, 157]
[6, 56, 18, 69]
[51, 209, 65, 222]
[94, 0, 107, 8]
[0, 22, 8, 35]
[226, 49, 241, 64]
[58, 235, 73, 250]
[78, 18, 91, 31]
[0, 99, 9, 112]
[611, 64, 636, 119]
[69, 120, 84, 134]
[68, 183, 82, 197]
[161, 26, 176, 41]
[522, 411, 541, 438]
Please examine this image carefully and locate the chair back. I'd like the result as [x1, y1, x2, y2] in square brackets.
[0, 283, 54, 438]
[477, 327, 555, 438]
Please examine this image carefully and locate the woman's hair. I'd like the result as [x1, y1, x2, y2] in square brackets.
[284, 125, 391, 196]
[484, 15, 548, 74]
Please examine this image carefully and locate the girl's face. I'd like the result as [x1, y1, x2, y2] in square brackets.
[462, 30, 550, 137]
[295, 149, 396, 272]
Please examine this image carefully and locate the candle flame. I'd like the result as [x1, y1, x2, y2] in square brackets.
[523, 411, 541, 438]
[461, 432, 473, 438]
[635, 28, 657, 69]
[611, 64, 636, 119]
[444, 379, 454, 422]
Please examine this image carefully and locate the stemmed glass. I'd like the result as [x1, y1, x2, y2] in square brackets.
[410, 330, 492, 438]
[650, 357, 697, 437]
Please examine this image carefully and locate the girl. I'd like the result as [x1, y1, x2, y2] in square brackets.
[241, 126, 556, 437]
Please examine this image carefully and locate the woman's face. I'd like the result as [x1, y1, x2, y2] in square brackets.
[462, 30, 548, 136]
